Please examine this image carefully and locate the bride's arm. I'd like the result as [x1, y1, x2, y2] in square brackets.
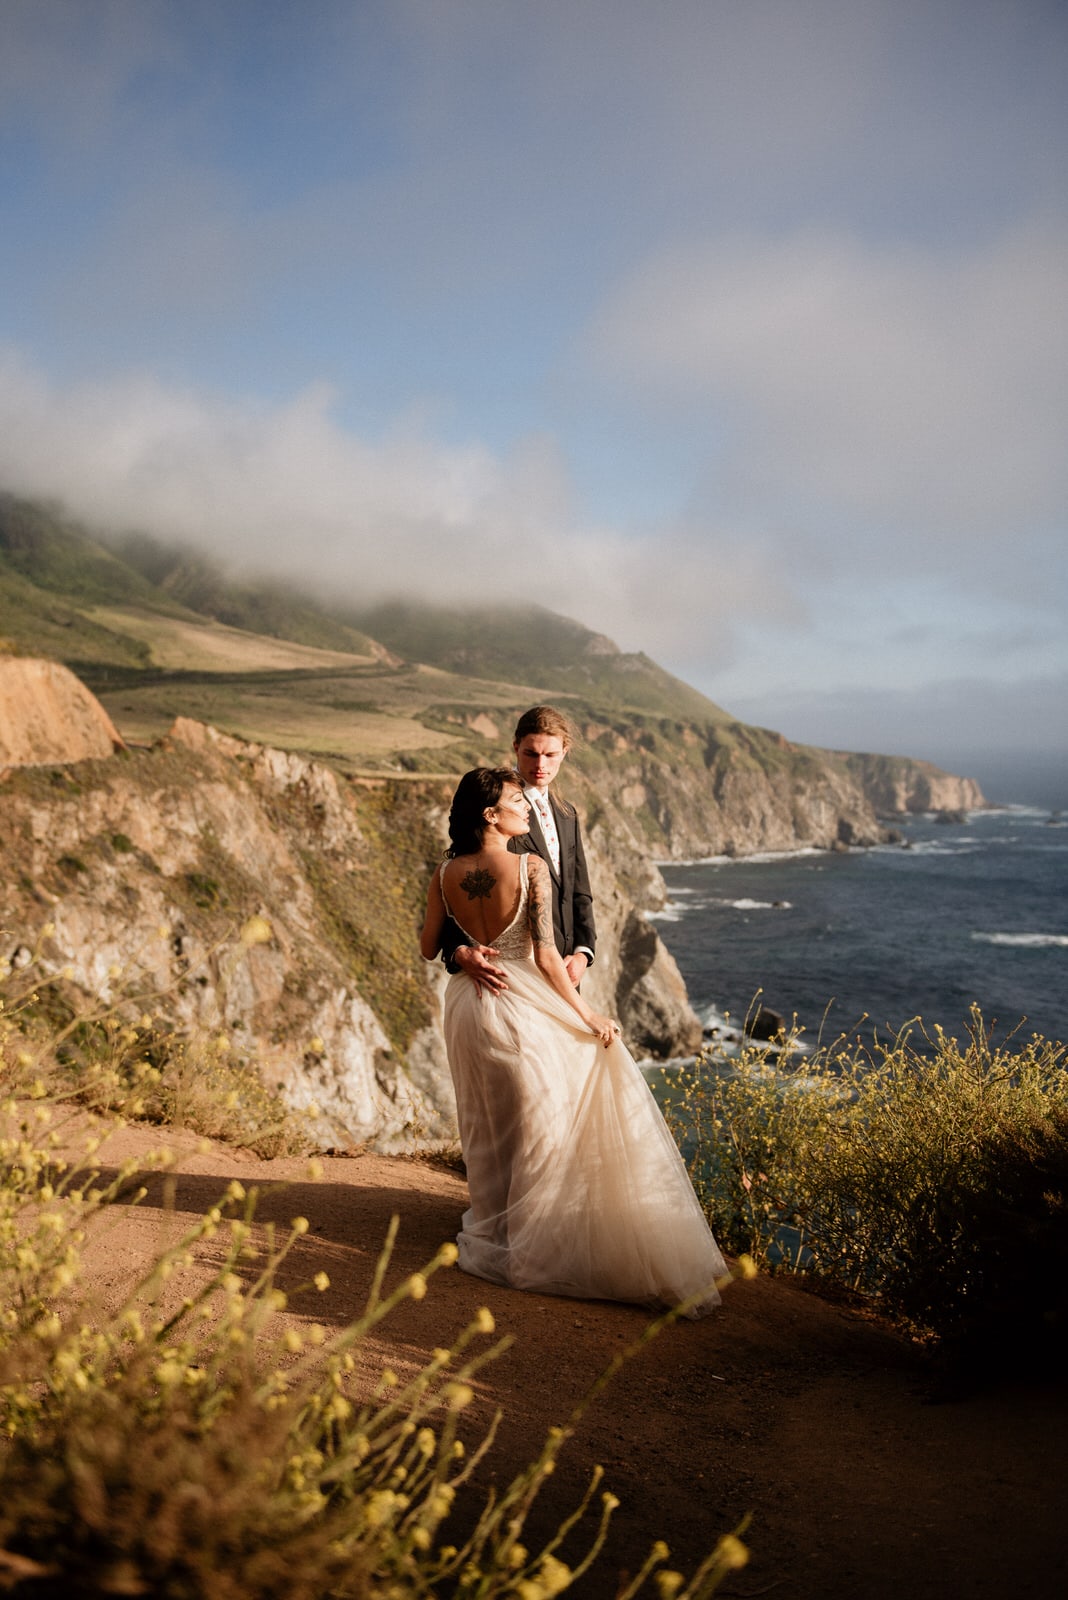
[527, 857, 620, 1047]
[420, 865, 447, 960]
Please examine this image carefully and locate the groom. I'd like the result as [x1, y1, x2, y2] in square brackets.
[441, 705, 596, 993]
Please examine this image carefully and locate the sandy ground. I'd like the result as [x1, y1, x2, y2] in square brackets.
[55, 1116, 1068, 1600]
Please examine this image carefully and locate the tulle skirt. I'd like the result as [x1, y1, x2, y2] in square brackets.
[443, 956, 725, 1316]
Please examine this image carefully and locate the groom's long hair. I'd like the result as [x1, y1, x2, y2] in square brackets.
[513, 704, 577, 749]
[512, 705, 580, 819]
[446, 768, 520, 858]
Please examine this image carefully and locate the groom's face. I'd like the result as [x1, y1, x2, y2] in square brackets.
[513, 733, 566, 792]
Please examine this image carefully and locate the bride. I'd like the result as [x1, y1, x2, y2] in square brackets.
[421, 767, 726, 1315]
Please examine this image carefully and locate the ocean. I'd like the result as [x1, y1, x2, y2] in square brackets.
[651, 806, 1068, 1054]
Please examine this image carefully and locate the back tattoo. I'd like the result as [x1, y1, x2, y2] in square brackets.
[459, 866, 496, 900]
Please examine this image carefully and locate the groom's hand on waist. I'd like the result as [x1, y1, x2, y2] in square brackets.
[454, 944, 509, 994]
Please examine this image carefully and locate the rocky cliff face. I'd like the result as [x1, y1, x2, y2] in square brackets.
[837, 751, 986, 816]
[0, 661, 988, 1148]
[0, 716, 701, 1147]
[561, 716, 987, 862]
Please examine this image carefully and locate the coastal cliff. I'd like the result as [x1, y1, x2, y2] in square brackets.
[837, 750, 987, 816]
[0, 587, 987, 1148]
[0, 715, 707, 1147]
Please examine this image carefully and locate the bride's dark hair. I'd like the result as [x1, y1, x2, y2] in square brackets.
[447, 767, 521, 858]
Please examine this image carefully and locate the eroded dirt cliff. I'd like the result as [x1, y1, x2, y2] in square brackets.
[0, 656, 124, 767]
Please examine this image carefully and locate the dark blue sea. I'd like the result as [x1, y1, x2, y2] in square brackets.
[652, 807, 1068, 1052]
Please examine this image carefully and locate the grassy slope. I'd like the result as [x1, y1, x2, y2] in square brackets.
[0, 492, 738, 773]
[0, 491, 976, 815]
[345, 598, 732, 722]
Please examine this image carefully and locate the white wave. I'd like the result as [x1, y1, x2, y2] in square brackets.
[736, 847, 824, 866]
[657, 846, 824, 867]
[649, 892, 792, 919]
[971, 931, 1068, 949]
[724, 897, 792, 911]
[900, 840, 983, 856]
[701, 1002, 739, 1036]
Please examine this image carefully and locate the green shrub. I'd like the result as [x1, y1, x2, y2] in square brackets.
[660, 1008, 1068, 1358]
[2, 940, 313, 1158]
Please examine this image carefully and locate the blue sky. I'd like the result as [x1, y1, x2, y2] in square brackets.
[1, 0, 1065, 802]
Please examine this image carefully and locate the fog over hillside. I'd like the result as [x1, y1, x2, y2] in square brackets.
[0, 2, 1063, 799]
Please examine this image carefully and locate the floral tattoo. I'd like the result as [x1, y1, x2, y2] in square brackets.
[459, 866, 496, 900]
[528, 862, 554, 946]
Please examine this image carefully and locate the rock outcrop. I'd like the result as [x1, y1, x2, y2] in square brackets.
[0, 656, 124, 768]
[837, 751, 986, 817]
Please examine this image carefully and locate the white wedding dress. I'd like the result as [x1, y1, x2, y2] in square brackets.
[441, 857, 725, 1315]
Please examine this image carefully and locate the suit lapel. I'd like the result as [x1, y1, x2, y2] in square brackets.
[548, 792, 569, 892]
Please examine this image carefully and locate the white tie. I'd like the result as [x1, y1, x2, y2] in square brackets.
[533, 791, 560, 873]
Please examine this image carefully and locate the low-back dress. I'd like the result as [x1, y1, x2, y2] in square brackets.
[441, 855, 725, 1314]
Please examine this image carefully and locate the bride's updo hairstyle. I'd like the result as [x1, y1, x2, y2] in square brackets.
[447, 767, 521, 858]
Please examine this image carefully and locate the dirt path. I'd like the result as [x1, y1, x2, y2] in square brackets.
[69, 1118, 1067, 1600]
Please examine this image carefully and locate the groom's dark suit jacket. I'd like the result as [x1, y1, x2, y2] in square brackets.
[440, 788, 596, 968]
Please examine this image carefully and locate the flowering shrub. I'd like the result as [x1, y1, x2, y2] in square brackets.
[1, 992, 747, 1597]
[1, 932, 313, 1157]
[660, 1007, 1068, 1356]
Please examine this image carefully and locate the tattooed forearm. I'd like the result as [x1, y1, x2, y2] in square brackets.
[459, 866, 496, 900]
[528, 867, 555, 946]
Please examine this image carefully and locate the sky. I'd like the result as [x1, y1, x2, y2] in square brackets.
[0, 0, 1065, 804]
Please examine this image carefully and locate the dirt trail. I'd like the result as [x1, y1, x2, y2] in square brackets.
[67, 1119, 1068, 1599]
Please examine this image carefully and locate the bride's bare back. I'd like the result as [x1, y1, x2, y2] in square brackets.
[440, 852, 524, 947]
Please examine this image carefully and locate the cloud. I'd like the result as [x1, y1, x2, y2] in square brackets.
[0, 349, 789, 667]
[585, 225, 1068, 567]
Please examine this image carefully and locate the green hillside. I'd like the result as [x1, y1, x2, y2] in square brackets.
[0, 567, 153, 669]
[111, 531, 382, 657]
[0, 495, 382, 665]
[345, 599, 732, 723]
[0, 492, 181, 612]
[0, 487, 984, 851]
[0, 491, 730, 742]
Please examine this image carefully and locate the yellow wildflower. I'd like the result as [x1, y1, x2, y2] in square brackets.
[716, 1534, 749, 1570]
